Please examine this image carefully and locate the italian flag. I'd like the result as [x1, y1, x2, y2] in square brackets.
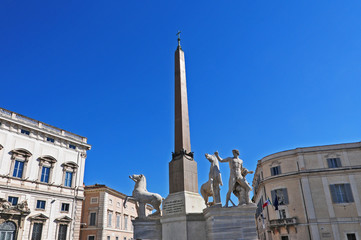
[262, 198, 272, 209]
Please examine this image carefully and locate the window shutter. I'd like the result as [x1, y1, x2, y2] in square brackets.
[271, 190, 276, 203]
[282, 188, 289, 204]
[277, 166, 282, 174]
[329, 185, 337, 203]
[336, 158, 342, 167]
[344, 184, 354, 203]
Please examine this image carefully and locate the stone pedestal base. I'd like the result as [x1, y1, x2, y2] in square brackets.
[133, 218, 162, 240]
[162, 191, 206, 216]
[160, 213, 206, 240]
[203, 204, 258, 240]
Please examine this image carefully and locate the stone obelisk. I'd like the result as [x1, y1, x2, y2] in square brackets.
[161, 33, 206, 240]
[169, 34, 198, 194]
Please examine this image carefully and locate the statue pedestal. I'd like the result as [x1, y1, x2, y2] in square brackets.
[203, 204, 258, 240]
[133, 217, 162, 240]
[133, 203, 258, 240]
[161, 191, 207, 240]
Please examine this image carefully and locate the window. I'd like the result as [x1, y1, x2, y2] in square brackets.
[40, 166, 50, 183]
[69, 144, 76, 149]
[10, 149, 31, 180]
[281, 237, 289, 240]
[279, 209, 287, 219]
[347, 233, 357, 240]
[21, 129, 30, 135]
[37, 155, 56, 184]
[89, 212, 96, 226]
[327, 158, 341, 168]
[109, 199, 113, 205]
[36, 200, 46, 210]
[47, 137, 54, 143]
[330, 184, 354, 203]
[124, 215, 128, 230]
[0, 222, 15, 240]
[107, 236, 110, 240]
[116, 214, 120, 228]
[61, 203, 70, 212]
[270, 166, 281, 176]
[91, 197, 98, 204]
[64, 171, 73, 187]
[13, 160, 24, 178]
[57, 224, 67, 240]
[108, 212, 113, 227]
[116, 237, 119, 240]
[88, 236, 95, 240]
[8, 196, 18, 206]
[31, 222, 43, 240]
[131, 217, 134, 231]
[271, 188, 289, 205]
[61, 162, 78, 188]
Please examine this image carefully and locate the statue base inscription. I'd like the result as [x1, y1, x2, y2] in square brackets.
[162, 191, 205, 216]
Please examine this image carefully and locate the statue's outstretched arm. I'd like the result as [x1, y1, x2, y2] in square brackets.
[214, 151, 228, 162]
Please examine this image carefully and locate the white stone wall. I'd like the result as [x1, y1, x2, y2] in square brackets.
[0, 109, 90, 240]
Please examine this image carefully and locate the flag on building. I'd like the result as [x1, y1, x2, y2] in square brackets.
[262, 198, 271, 209]
[273, 195, 279, 210]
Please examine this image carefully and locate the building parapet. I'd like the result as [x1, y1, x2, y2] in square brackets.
[0, 107, 90, 147]
[258, 141, 361, 164]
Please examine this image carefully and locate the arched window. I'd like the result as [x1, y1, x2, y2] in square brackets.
[61, 162, 78, 188]
[37, 155, 57, 184]
[0, 221, 16, 240]
[9, 148, 32, 179]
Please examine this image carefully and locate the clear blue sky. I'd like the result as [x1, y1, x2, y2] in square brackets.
[1, 0, 361, 202]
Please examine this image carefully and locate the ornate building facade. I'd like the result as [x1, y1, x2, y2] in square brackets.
[80, 184, 151, 240]
[0, 107, 91, 240]
[253, 142, 361, 240]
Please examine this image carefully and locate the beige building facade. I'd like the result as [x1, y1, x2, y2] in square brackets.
[0, 107, 91, 240]
[252, 142, 361, 240]
[80, 184, 151, 240]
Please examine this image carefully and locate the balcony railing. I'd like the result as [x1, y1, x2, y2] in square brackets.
[269, 217, 297, 227]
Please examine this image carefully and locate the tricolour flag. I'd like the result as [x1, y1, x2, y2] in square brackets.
[262, 198, 271, 209]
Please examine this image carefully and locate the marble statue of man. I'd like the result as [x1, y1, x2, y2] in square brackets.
[215, 150, 253, 207]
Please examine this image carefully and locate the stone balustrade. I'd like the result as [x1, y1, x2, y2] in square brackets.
[0, 107, 87, 143]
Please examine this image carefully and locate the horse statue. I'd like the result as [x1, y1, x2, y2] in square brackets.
[124, 174, 163, 219]
[200, 153, 223, 206]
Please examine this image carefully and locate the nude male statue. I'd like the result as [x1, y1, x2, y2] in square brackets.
[215, 150, 253, 207]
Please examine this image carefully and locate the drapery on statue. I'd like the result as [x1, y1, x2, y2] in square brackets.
[124, 174, 163, 219]
[215, 150, 254, 207]
[201, 153, 223, 206]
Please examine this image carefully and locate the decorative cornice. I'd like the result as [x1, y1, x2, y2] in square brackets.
[55, 216, 72, 223]
[29, 213, 48, 221]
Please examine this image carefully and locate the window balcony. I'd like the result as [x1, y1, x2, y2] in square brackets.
[269, 217, 297, 233]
